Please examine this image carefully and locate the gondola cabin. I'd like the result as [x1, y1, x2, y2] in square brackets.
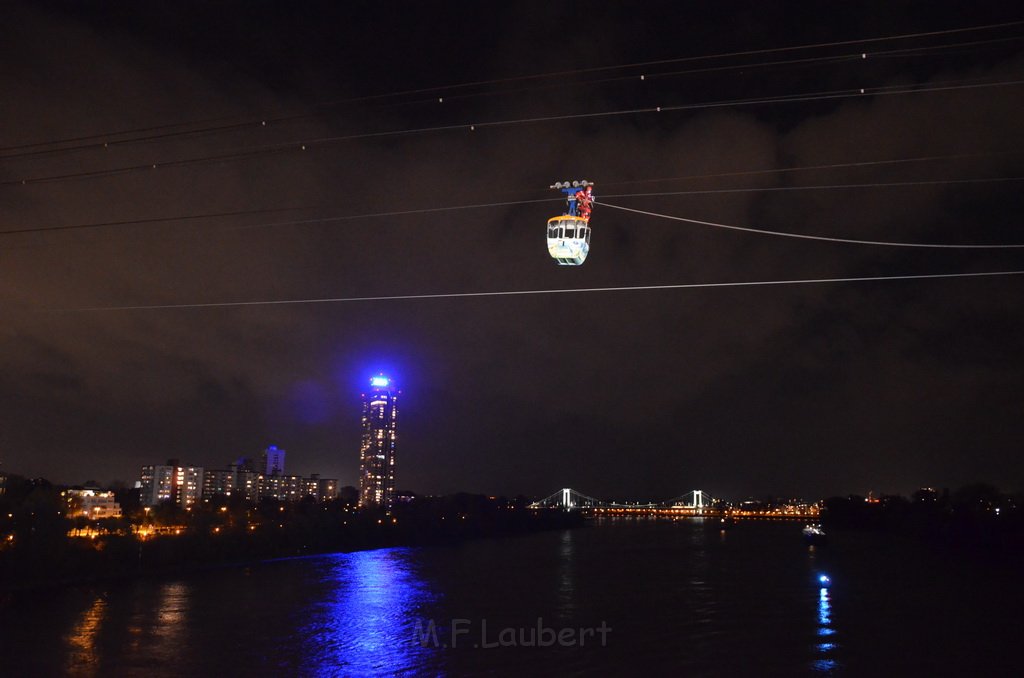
[547, 180, 594, 266]
[547, 215, 591, 266]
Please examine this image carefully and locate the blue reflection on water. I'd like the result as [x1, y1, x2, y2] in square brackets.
[811, 586, 839, 672]
[813, 658, 839, 672]
[818, 587, 831, 626]
[303, 548, 441, 675]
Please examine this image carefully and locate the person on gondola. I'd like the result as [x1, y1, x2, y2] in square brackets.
[575, 185, 593, 220]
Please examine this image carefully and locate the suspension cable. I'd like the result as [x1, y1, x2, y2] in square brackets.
[4, 21, 1021, 158]
[597, 201, 1024, 249]
[6, 77, 1024, 188]
[46, 270, 1024, 313]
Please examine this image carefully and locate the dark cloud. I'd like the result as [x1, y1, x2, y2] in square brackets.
[1, 1, 1023, 499]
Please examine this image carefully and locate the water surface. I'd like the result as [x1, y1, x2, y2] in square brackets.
[2, 519, 1018, 675]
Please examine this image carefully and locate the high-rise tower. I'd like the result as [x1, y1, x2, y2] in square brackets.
[262, 445, 286, 475]
[358, 375, 399, 509]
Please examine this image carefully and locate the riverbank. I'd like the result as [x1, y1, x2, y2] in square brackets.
[0, 497, 583, 593]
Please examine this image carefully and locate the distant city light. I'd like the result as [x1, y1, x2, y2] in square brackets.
[370, 376, 390, 387]
[819, 574, 831, 586]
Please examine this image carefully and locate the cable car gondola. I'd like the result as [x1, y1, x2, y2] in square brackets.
[547, 180, 594, 266]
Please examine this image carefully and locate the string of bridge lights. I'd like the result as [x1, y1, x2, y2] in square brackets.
[4, 31, 1022, 162]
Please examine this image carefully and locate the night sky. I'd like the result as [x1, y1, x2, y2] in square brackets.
[3, 1, 1024, 501]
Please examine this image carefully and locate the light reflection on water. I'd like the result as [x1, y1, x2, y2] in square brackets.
[303, 547, 441, 676]
[806, 541, 839, 673]
[556, 529, 576, 620]
[812, 586, 838, 672]
[154, 581, 189, 655]
[688, 519, 715, 633]
[65, 595, 106, 676]
[59, 580, 192, 676]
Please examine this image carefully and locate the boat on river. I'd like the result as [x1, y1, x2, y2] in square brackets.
[802, 523, 827, 545]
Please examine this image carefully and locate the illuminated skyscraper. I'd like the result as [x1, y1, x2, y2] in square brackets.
[358, 374, 399, 509]
[262, 445, 286, 475]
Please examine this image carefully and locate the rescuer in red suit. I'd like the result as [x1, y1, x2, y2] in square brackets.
[575, 185, 593, 220]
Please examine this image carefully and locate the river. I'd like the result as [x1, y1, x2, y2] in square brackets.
[1, 519, 1018, 675]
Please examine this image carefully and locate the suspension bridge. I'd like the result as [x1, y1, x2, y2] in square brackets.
[529, 488, 820, 519]
[529, 488, 717, 514]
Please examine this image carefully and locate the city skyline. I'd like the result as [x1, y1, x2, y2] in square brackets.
[0, 357, 1018, 502]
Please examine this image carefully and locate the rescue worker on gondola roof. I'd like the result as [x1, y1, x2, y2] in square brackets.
[575, 185, 594, 220]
